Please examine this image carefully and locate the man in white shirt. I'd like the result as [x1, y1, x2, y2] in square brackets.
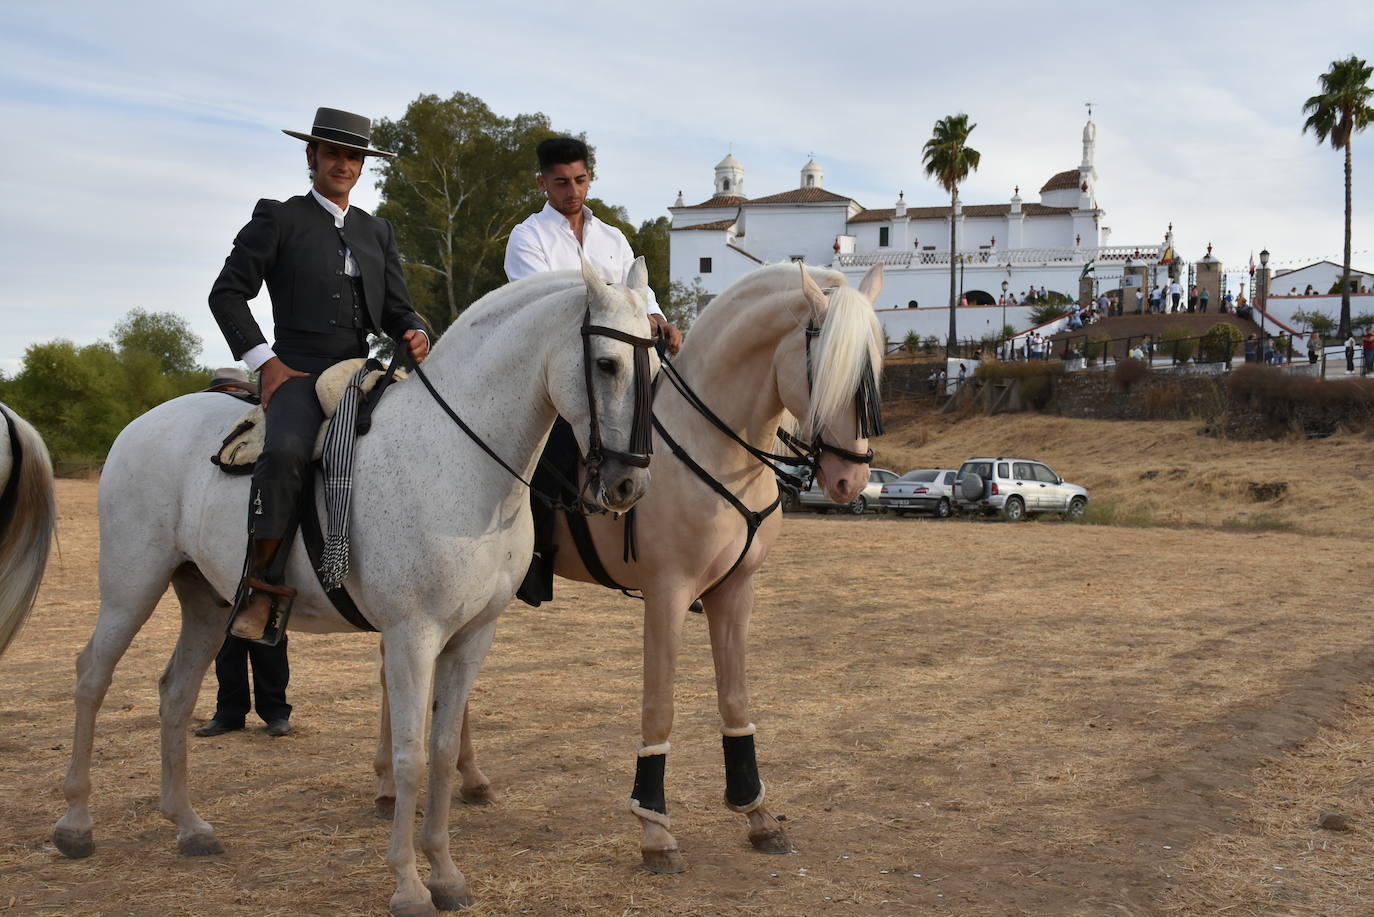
[505, 137, 683, 354]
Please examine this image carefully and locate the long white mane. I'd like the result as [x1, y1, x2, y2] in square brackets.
[805, 283, 884, 441]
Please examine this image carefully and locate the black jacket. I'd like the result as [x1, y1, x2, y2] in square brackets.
[209, 194, 425, 359]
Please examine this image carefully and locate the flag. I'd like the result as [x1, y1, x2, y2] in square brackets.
[1249, 251, 1256, 274]
[1159, 245, 1173, 265]
[1079, 258, 1096, 279]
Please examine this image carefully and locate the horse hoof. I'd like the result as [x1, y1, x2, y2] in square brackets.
[53, 827, 94, 859]
[178, 832, 225, 857]
[375, 796, 396, 819]
[389, 899, 439, 917]
[748, 826, 791, 854]
[459, 784, 492, 807]
[642, 846, 686, 874]
[426, 881, 472, 910]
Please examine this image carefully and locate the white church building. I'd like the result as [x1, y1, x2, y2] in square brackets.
[669, 117, 1165, 343]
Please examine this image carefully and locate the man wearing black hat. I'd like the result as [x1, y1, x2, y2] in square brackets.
[209, 107, 430, 642]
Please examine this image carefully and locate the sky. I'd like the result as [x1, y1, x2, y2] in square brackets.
[3, 0, 1372, 373]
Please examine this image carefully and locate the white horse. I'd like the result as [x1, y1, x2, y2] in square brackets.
[0, 402, 57, 657]
[53, 260, 656, 917]
[377, 262, 885, 873]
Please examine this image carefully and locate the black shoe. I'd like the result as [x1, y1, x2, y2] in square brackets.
[264, 719, 292, 737]
[194, 719, 244, 737]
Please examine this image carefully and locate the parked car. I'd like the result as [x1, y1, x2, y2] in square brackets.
[952, 457, 1089, 521]
[780, 466, 898, 515]
[879, 469, 958, 517]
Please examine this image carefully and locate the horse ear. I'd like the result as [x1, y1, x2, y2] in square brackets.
[626, 256, 650, 302]
[857, 263, 884, 304]
[581, 256, 609, 305]
[799, 263, 827, 317]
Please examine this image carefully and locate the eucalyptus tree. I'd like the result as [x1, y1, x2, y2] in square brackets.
[1302, 55, 1374, 338]
[922, 114, 981, 354]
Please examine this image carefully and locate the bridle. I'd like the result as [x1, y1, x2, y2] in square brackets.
[409, 298, 656, 513]
[775, 317, 884, 470]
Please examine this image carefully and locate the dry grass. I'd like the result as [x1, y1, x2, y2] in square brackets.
[874, 410, 1374, 538]
[2, 416, 1373, 916]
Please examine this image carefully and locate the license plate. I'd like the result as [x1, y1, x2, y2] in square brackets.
[889, 500, 913, 506]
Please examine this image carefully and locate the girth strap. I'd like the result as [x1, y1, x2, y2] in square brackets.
[299, 473, 377, 632]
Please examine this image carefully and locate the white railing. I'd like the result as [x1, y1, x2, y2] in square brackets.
[837, 244, 1162, 269]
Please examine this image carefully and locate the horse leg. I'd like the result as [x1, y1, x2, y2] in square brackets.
[375, 651, 490, 819]
[633, 589, 693, 874]
[456, 699, 492, 805]
[704, 573, 790, 854]
[374, 640, 396, 818]
[420, 619, 498, 911]
[158, 565, 233, 855]
[54, 558, 176, 858]
[381, 626, 443, 917]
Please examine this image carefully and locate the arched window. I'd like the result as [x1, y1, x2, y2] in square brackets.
[806, 175, 815, 187]
[722, 178, 731, 191]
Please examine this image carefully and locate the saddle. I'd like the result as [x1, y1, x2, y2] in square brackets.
[211, 358, 406, 473]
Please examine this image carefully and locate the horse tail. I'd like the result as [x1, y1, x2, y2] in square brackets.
[0, 406, 56, 658]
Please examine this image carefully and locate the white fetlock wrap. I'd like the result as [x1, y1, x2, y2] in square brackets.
[721, 722, 756, 738]
[724, 780, 766, 814]
[638, 741, 671, 757]
[628, 800, 672, 828]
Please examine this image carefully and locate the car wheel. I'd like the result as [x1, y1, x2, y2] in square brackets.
[1001, 496, 1026, 521]
[1064, 497, 1087, 521]
[847, 495, 867, 515]
[935, 498, 951, 519]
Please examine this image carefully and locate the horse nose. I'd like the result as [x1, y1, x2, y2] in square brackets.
[614, 476, 637, 504]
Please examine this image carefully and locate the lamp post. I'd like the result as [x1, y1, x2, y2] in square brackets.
[1001, 279, 1009, 359]
[1259, 247, 1270, 360]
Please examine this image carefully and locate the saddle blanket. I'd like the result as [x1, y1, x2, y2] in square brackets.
[213, 358, 405, 472]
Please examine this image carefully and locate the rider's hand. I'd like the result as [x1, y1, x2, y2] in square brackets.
[403, 329, 430, 364]
[649, 314, 683, 356]
[257, 357, 310, 409]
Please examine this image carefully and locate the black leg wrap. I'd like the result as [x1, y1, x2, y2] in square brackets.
[630, 753, 667, 815]
[723, 734, 763, 810]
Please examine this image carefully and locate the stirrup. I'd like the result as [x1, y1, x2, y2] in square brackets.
[228, 578, 297, 647]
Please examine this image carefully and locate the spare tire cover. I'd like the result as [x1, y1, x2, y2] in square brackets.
[959, 473, 984, 502]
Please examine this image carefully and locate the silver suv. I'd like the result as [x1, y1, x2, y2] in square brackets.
[953, 458, 1089, 521]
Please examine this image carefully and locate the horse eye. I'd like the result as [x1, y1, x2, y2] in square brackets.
[596, 357, 618, 374]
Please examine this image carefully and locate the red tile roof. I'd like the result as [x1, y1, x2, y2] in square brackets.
[671, 218, 737, 231]
[747, 187, 854, 205]
[1039, 169, 1080, 192]
[847, 202, 1074, 225]
[676, 195, 747, 209]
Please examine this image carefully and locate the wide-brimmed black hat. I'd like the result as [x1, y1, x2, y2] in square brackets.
[283, 107, 394, 158]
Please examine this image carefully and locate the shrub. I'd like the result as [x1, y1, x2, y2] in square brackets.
[1113, 356, 1151, 390]
[1083, 334, 1112, 363]
[1142, 380, 1189, 419]
[922, 335, 939, 353]
[1029, 302, 1069, 325]
[1199, 322, 1243, 363]
[903, 330, 921, 354]
[1159, 325, 1197, 362]
[1353, 312, 1374, 332]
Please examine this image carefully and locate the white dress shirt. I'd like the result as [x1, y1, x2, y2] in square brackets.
[242, 189, 425, 371]
[504, 202, 662, 316]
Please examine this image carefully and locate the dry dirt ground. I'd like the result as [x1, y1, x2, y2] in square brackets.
[2, 413, 1372, 916]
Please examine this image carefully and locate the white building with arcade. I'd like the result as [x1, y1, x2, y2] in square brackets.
[668, 117, 1166, 343]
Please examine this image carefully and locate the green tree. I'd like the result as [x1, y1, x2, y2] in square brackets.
[371, 93, 569, 330]
[112, 308, 203, 374]
[922, 113, 981, 355]
[662, 277, 708, 333]
[1302, 55, 1374, 338]
[1029, 302, 1069, 325]
[630, 216, 671, 303]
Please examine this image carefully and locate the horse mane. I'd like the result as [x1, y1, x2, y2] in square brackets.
[806, 284, 883, 441]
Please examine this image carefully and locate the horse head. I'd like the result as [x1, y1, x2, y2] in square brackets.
[548, 257, 659, 513]
[777, 263, 885, 506]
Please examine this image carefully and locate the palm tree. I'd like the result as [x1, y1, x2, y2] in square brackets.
[923, 114, 981, 356]
[1302, 55, 1374, 339]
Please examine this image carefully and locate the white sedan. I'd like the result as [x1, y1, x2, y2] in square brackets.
[879, 469, 958, 518]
